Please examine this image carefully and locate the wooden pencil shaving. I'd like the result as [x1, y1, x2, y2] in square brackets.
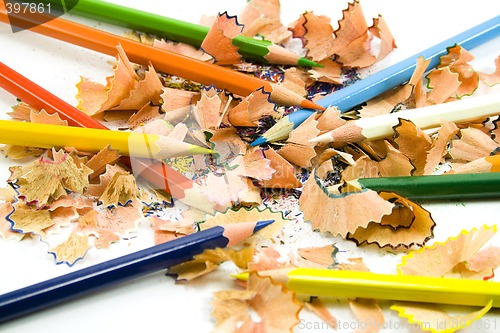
[201, 12, 243, 65]
[391, 225, 499, 333]
[211, 272, 303, 332]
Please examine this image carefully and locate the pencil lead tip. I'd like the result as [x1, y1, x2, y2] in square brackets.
[190, 146, 218, 155]
[308, 134, 332, 144]
[253, 219, 275, 233]
[250, 136, 266, 146]
[300, 99, 325, 111]
[298, 57, 322, 68]
[230, 271, 249, 281]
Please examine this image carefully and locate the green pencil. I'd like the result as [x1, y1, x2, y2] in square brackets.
[41, 0, 320, 67]
[356, 172, 500, 201]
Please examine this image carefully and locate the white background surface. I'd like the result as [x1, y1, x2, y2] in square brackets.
[0, 1, 499, 332]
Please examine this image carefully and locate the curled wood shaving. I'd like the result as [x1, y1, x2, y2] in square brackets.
[347, 191, 436, 249]
[0, 202, 23, 240]
[112, 64, 164, 111]
[211, 272, 303, 332]
[99, 172, 138, 207]
[342, 142, 414, 181]
[238, 0, 282, 39]
[448, 127, 499, 163]
[290, 11, 335, 62]
[479, 55, 500, 86]
[48, 232, 91, 266]
[278, 113, 320, 168]
[8, 151, 92, 208]
[201, 12, 243, 65]
[299, 168, 394, 238]
[398, 225, 497, 278]
[393, 119, 432, 175]
[30, 109, 68, 126]
[391, 301, 492, 333]
[259, 147, 302, 189]
[84, 145, 121, 180]
[192, 86, 233, 130]
[169, 240, 255, 281]
[436, 45, 479, 98]
[227, 88, 277, 127]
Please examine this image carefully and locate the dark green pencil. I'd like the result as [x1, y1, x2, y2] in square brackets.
[357, 172, 500, 201]
[40, 0, 320, 67]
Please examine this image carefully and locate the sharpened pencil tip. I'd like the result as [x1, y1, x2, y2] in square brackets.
[190, 146, 217, 155]
[250, 136, 266, 146]
[308, 133, 332, 144]
[253, 219, 275, 233]
[298, 57, 323, 68]
[230, 271, 249, 281]
[300, 99, 326, 111]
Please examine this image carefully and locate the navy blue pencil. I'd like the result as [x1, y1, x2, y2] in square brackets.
[251, 15, 500, 146]
[0, 220, 274, 323]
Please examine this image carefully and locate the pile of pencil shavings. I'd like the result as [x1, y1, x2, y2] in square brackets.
[1, 0, 500, 331]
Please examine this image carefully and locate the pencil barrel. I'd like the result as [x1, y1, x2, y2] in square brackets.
[286, 269, 500, 307]
[0, 226, 228, 323]
[358, 173, 500, 200]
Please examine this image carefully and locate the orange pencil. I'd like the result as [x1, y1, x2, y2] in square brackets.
[0, 61, 216, 213]
[0, 4, 323, 110]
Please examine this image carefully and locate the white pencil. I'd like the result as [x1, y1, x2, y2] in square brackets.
[309, 94, 500, 144]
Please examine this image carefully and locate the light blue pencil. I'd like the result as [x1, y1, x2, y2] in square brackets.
[251, 15, 500, 146]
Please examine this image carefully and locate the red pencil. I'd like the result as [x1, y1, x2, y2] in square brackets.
[0, 61, 214, 213]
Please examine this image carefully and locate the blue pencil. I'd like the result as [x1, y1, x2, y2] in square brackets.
[0, 220, 274, 323]
[251, 15, 500, 146]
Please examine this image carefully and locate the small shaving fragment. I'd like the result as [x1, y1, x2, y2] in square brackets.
[48, 232, 91, 266]
[259, 147, 302, 189]
[278, 113, 320, 168]
[398, 225, 498, 278]
[227, 88, 277, 127]
[211, 272, 303, 332]
[391, 301, 492, 333]
[168, 244, 255, 281]
[349, 298, 385, 333]
[8, 150, 92, 207]
[479, 55, 500, 86]
[99, 172, 138, 207]
[303, 297, 338, 329]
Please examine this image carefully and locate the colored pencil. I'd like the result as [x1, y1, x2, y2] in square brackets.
[0, 220, 275, 323]
[233, 268, 500, 308]
[309, 94, 500, 143]
[0, 4, 323, 110]
[37, 0, 320, 67]
[356, 172, 500, 201]
[250, 14, 500, 146]
[0, 61, 216, 213]
[0, 120, 214, 158]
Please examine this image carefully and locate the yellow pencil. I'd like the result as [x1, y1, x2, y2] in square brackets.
[310, 94, 500, 144]
[233, 268, 500, 308]
[0, 120, 214, 159]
